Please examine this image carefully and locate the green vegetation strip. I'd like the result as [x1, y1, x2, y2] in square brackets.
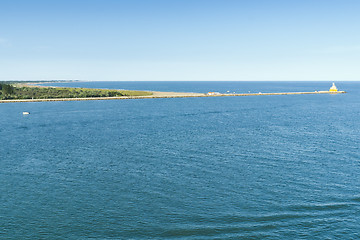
[0, 83, 152, 100]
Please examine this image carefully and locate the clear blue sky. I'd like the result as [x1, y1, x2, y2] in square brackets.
[0, 0, 359, 81]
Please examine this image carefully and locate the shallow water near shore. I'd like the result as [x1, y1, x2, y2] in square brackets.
[1, 81, 360, 239]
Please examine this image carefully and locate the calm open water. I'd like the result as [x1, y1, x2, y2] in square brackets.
[1, 81, 360, 239]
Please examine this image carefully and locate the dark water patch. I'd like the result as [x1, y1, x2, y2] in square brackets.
[350, 197, 360, 202]
[287, 202, 354, 212]
[17, 125, 29, 130]
[191, 209, 354, 226]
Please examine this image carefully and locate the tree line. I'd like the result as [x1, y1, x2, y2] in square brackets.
[0, 84, 152, 100]
[0, 84, 15, 97]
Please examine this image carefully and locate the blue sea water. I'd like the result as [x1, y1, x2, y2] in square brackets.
[1, 81, 360, 239]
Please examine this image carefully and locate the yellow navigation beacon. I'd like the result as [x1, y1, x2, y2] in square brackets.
[329, 83, 338, 92]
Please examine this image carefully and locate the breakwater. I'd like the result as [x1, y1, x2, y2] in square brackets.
[0, 90, 346, 103]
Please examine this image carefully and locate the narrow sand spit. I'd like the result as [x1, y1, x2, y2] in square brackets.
[150, 91, 206, 97]
[0, 90, 345, 103]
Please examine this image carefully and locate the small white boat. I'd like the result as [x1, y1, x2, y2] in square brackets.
[23, 112, 30, 115]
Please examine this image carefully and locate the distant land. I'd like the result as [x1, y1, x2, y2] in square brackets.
[0, 81, 152, 101]
[0, 81, 345, 103]
[0, 80, 79, 84]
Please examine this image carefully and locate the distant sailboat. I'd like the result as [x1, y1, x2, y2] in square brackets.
[23, 112, 30, 115]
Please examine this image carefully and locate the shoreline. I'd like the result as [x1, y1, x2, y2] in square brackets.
[0, 90, 346, 103]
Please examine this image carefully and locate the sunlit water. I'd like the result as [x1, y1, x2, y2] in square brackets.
[1, 81, 360, 239]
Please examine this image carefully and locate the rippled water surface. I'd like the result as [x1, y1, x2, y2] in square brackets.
[1, 81, 360, 239]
